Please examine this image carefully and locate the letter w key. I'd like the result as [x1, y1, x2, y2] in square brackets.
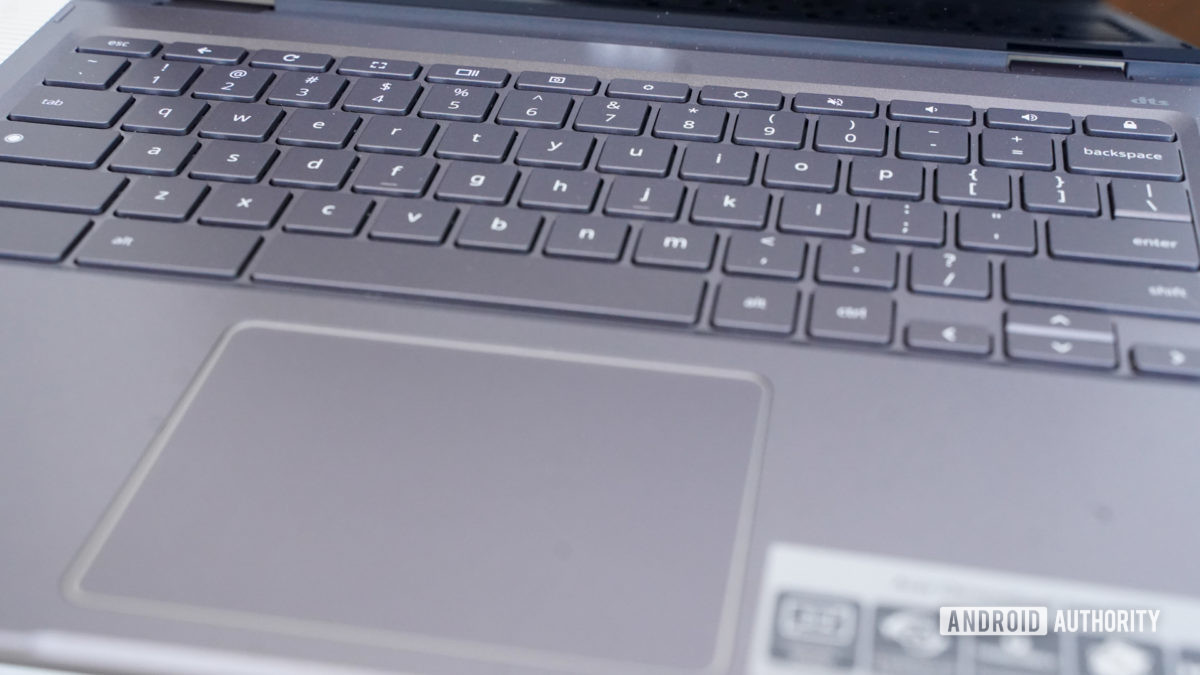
[198, 102, 283, 142]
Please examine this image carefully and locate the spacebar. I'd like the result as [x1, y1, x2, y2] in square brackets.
[252, 235, 706, 325]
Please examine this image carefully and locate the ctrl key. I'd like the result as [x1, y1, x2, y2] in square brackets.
[807, 287, 894, 344]
[75, 220, 260, 279]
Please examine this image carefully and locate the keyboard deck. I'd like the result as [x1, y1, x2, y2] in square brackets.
[1, 36, 1198, 378]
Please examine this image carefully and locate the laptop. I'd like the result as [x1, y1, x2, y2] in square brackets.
[1, 0, 1197, 672]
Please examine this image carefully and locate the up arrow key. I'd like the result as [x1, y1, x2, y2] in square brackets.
[1004, 307, 1116, 369]
[1049, 314, 1071, 327]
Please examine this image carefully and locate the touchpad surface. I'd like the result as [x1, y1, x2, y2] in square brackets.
[70, 322, 768, 673]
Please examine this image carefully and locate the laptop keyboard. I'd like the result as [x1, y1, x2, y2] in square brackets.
[1, 36, 1198, 377]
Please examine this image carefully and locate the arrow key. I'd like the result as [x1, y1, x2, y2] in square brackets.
[906, 320, 992, 356]
[1131, 344, 1200, 379]
[1004, 307, 1116, 369]
[163, 42, 247, 65]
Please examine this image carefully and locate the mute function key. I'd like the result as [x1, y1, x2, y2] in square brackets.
[792, 93, 877, 117]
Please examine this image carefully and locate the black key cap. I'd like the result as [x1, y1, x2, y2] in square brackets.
[607, 79, 690, 103]
[117, 59, 200, 95]
[816, 241, 897, 289]
[197, 102, 283, 142]
[338, 57, 421, 80]
[0, 208, 90, 262]
[733, 110, 806, 149]
[1022, 172, 1100, 215]
[792, 93, 877, 117]
[889, 100, 974, 125]
[980, 129, 1054, 170]
[108, 135, 198, 175]
[1048, 216, 1200, 270]
[867, 201, 944, 246]
[250, 50, 333, 72]
[763, 150, 839, 191]
[252, 234, 705, 324]
[192, 66, 274, 102]
[807, 287, 894, 344]
[985, 109, 1073, 133]
[369, 199, 457, 244]
[896, 123, 969, 163]
[679, 144, 756, 184]
[77, 36, 160, 58]
[120, 97, 207, 135]
[691, 186, 769, 228]
[632, 223, 716, 270]
[276, 109, 360, 148]
[595, 136, 674, 176]
[515, 129, 595, 170]
[1004, 258, 1200, 320]
[426, 64, 509, 87]
[543, 215, 628, 261]
[653, 104, 726, 142]
[0, 121, 119, 168]
[435, 123, 516, 162]
[0, 163, 125, 213]
[341, 79, 421, 115]
[1110, 180, 1193, 222]
[698, 86, 782, 110]
[934, 166, 1011, 208]
[1064, 137, 1183, 181]
[604, 178, 685, 220]
[574, 98, 649, 135]
[777, 193, 856, 237]
[114, 177, 208, 221]
[814, 117, 886, 156]
[76, 219, 259, 278]
[1004, 307, 1116, 369]
[457, 207, 542, 252]
[516, 72, 599, 95]
[906, 320, 992, 356]
[10, 87, 131, 128]
[518, 169, 601, 212]
[266, 72, 348, 109]
[188, 141, 278, 183]
[282, 192, 372, 236]
[418, 84, 496, 122]
[848, 159, 924, 199]
[434, 162, 518, 204]
[44, 53, 127, 90]
[351, 155, 437, 197]
[163, 42, 247, 65]
[1131, 345, 1200, 379]
[909, 249, 990, 299]
[197, 184, 291, 229]
[270, 148, 356, 189]
[1084, 115, 1174, 142]
[724, 231, 806, 280]
[496, 91, 573, 129]
[957, 208, 1037, 254]
[354, 116, 437, 155]
[712, 280, 798, 334]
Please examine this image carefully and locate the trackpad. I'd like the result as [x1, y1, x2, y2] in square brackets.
[72, 322, 767, 672]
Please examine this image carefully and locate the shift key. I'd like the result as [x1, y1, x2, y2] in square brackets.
[0, 121, 120, 168]
[0, 163, 127, 214]
[76, 220, 260, 279]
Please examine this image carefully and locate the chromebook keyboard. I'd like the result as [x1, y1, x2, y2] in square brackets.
[1, 36, 1198, 378]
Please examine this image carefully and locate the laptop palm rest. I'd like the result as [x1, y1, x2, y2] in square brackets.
[69, 321, 768, 673]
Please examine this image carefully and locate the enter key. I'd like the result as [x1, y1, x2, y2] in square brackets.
[1048, 216, 1200, 270]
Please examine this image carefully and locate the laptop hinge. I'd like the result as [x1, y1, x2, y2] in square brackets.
[1006, 51, 1128, 79]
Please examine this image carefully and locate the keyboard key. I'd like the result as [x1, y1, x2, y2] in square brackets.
[354, 116, 437, 155]
[906, 320, 992, 356]
[197, 102, 283, 141]
[889, 100, 974, 125]
[909, 249, 990, 299]
[456, 207, 542, 252]
[77, 36, 160, 58]
[816, 241, 897, 289]
[763, 150, 839, 191]
[698, 86, 782, 110]
[733, 110, 806, 149]
[270, 148, 356, 190]
[543, 215, 628, 261]
[76, 219, 258, 278]
[267, 72, 348, 109]
[107, 135, 198, 175]
[426, 64, 509, 87]
[1004, 307, 1116, 369]
[44, 53, 127, 89]
[1004, 258, 1200, 320]
[515, 129, 595, 170]
[276, 109, 360, 148]
[1083, 115, 1174, 142]
[0, 208, 90, 262]
[792, 93, 877, 117]
[1110, 179, 1192, 222]
[117, 59, 201, 95]
[866, 201, 944, 246]
[0, 163, 125, 213]
[163, 42, 246, 65]
[679, 144, 756, 184]
[712, 280, 798, 334]
[0, 121, 119, 168]
[691, 186, 769, 228]
[934, 166, 1011, 208]
[606, 79, 689, 102]
[435, 123, 516, 162]
[282, 192, 372, 236]
[777, 193, 856, 237]
[807, 287, 894, 344]
[114, 177, 208, 221]
[1064, 137, 1183, 181]
[338, 57, 420, 80]
[434, 162, 519, 204]
[351, 155, 437, 196]
[252, 234, 706, 325]
[250, 49, 333, 72]
[188, 141, 278, 183]
[197, 184, 290, 229]
[9, 86, 131, 128]
[192, 66, 273, 102]
[723, 231, 806, 280]
[848, 159, 923, 199]
[596, 136, 674, 177]
[1048, 216, 1199, 270]
[985, 108, 1073, 133]
[633, 223, 716, 270]
[120, 97, 208, 135]
[957, 209, 1037, 254]
[814, 117, 886, 156]
[652, 103, 726, 142]
[496, 91, 573, 128]
[604, 178, 685, 220]
[516, 72, 599, 95]
[369, 199, 457, 244]
[518, 169, 601, 212]
[1131, 344, 1200, 379]
[574, 98, 649, 135]
[418, 84, 496, 122]
[896, 123, 969, 163]
[979, 129, 1054, 170]
[341, 79, 421, 115]
[1022, 172, 1100, 215]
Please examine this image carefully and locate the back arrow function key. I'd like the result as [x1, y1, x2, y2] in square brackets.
[163, 42, 247, 65]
